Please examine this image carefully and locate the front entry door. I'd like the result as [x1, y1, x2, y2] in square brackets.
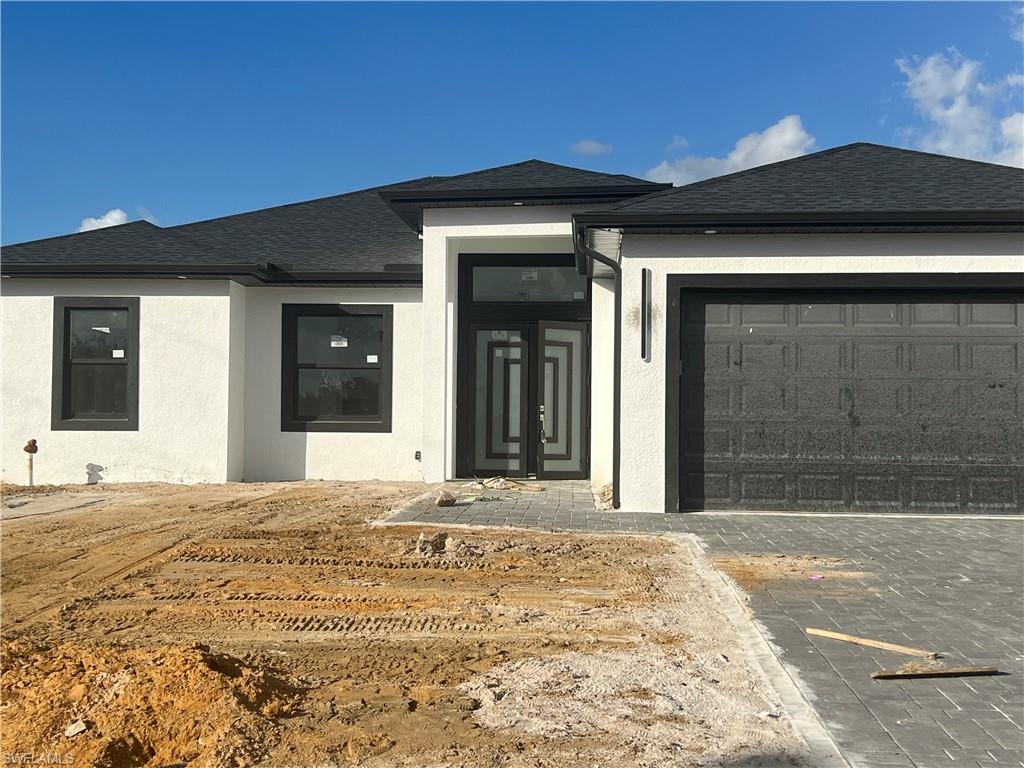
[467, 321, 588, 479]
[537, 321, 588, 478]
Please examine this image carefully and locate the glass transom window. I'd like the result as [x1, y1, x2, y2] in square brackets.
[472, 266, 588, 303]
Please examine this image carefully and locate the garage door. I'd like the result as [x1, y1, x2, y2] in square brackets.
[678, 291, 1023, 513]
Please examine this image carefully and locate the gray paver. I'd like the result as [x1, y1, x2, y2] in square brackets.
[390, 482, 1024, 768]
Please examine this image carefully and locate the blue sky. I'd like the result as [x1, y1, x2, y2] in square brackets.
[2, 1, 1022, 243]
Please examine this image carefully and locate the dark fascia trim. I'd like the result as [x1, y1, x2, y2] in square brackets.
[573, 209, 1024, 231]
[666, 272, 1024, 290]
[380, 183, 672, 232]
[2, 263, 424, 286]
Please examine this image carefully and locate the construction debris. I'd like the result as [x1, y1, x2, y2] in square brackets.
[872, 662, 1001, 680]
[805, 628, 940, 659]
[462, 477, 544, 493]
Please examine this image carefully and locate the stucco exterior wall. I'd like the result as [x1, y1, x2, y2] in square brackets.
[241, 286, 424, 482]
[589, 277, 615, 490]
[1, 279, 236, 484]
[615, 232, 1024, 512]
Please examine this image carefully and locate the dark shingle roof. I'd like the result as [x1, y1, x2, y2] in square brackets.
[168, 185, 421, 272]
[1, 220, 220, 266]
[614, 143, 1024, 215]
[383, 159, 656, 193]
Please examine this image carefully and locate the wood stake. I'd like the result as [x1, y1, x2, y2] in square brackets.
[872, 666, 1000, 680]
[805, 628, 939, 659]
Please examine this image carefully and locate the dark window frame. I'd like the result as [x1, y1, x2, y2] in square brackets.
[52, 296, 140, 431]
[281, 304, 393, 432]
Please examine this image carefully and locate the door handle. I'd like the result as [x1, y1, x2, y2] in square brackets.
[539, 404, 546, 444]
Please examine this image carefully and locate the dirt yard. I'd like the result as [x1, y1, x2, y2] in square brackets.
[1, 481, 812, 767]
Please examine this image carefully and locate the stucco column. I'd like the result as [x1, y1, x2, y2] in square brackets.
[419, 227, 451, 482]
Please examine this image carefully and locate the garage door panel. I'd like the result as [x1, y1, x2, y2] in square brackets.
[968, 343, 1018, 371]
[739, 425, 789, 458]
[797, 474, 844, 502]
[795, 428, 845, 459]
[797, 303, 845, 325]
[852, 381, 902, 414]
[852, 474, 901, 504]
[739, 303, 787, 325]
[910, 302, 959, 325]
[852, 341, 902, 371]
[853, 303, 901, 325]
[968, 302, 1018, 326]
[797, 342, 843, 371]
[739, 342, 787, 372]
[741, 383, 789, 414]
[678, 291, 1023, 513]
[909, 342, 959, 372]
[908, 381, 962, 413]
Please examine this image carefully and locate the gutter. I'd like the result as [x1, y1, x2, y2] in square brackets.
[571, 209, 1024, 232]
[573, 221, 622, 510]
[0, 263, 424, 286]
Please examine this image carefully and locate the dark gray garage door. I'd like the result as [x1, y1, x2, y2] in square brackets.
[679, 291, 1023, 513]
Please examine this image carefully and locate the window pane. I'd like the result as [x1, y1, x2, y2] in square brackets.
[68, 308, 129, 359]
[296, 315, 382, 365]
[472, 266, 587, 303]
[296, 369, 381, 419]
[68, 364, 128, 419]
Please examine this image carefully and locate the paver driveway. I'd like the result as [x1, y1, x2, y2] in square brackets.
[679, 514, 1024, 768]
[394, 486, 1024, 768]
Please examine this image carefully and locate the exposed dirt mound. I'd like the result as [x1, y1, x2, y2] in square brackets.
[0, 639, 299, 768]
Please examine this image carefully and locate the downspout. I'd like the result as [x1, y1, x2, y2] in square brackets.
[573, 223, 621, 510]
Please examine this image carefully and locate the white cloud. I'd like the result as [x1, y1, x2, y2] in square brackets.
[896, 48, 1024, 167]
[78, 208, 128, 232]
[646, 115, 816, 185]
[570, 138, 613, 156]
[1011, 5, 1023, 43]
[668, 135, 689, 151]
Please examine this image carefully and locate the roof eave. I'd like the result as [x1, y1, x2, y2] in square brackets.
[380, 183, 673, 232]
[573, 209, 1024, 232]
[0, 263, 424, 286]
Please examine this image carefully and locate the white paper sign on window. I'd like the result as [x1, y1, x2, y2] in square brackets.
[330, 335, 348, 348]
[520, 269, 538, 281]
[92, 326, 111, 334]
[366, 354, 378, 364]
[112, 349, 125, 359]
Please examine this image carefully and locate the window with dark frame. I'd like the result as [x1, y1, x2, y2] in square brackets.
[52, 297, 140, 431]
[281, 304, 393, 432]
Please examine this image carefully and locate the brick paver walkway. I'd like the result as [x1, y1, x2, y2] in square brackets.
[391, 482, 1024, 768]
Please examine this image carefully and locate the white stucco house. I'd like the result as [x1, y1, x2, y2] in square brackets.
[2, 143, 1022, 513]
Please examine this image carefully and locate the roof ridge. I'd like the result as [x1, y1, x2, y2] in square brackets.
[1, 219, 157, 249]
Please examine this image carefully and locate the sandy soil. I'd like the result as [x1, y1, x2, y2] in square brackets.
[1, 481, 811, 767]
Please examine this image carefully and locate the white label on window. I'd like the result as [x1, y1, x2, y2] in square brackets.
[111, 349, 125, 359]
[366, 354, 378, 363]
[521, 269, 538, 281]
[92, 326, 111, 334]
[573, 291, 585, 300]
[330, 335, 348, 348]
[491, 330, 509, 340]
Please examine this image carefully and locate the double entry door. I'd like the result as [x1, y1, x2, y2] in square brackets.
[467, 320, 588, 479]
